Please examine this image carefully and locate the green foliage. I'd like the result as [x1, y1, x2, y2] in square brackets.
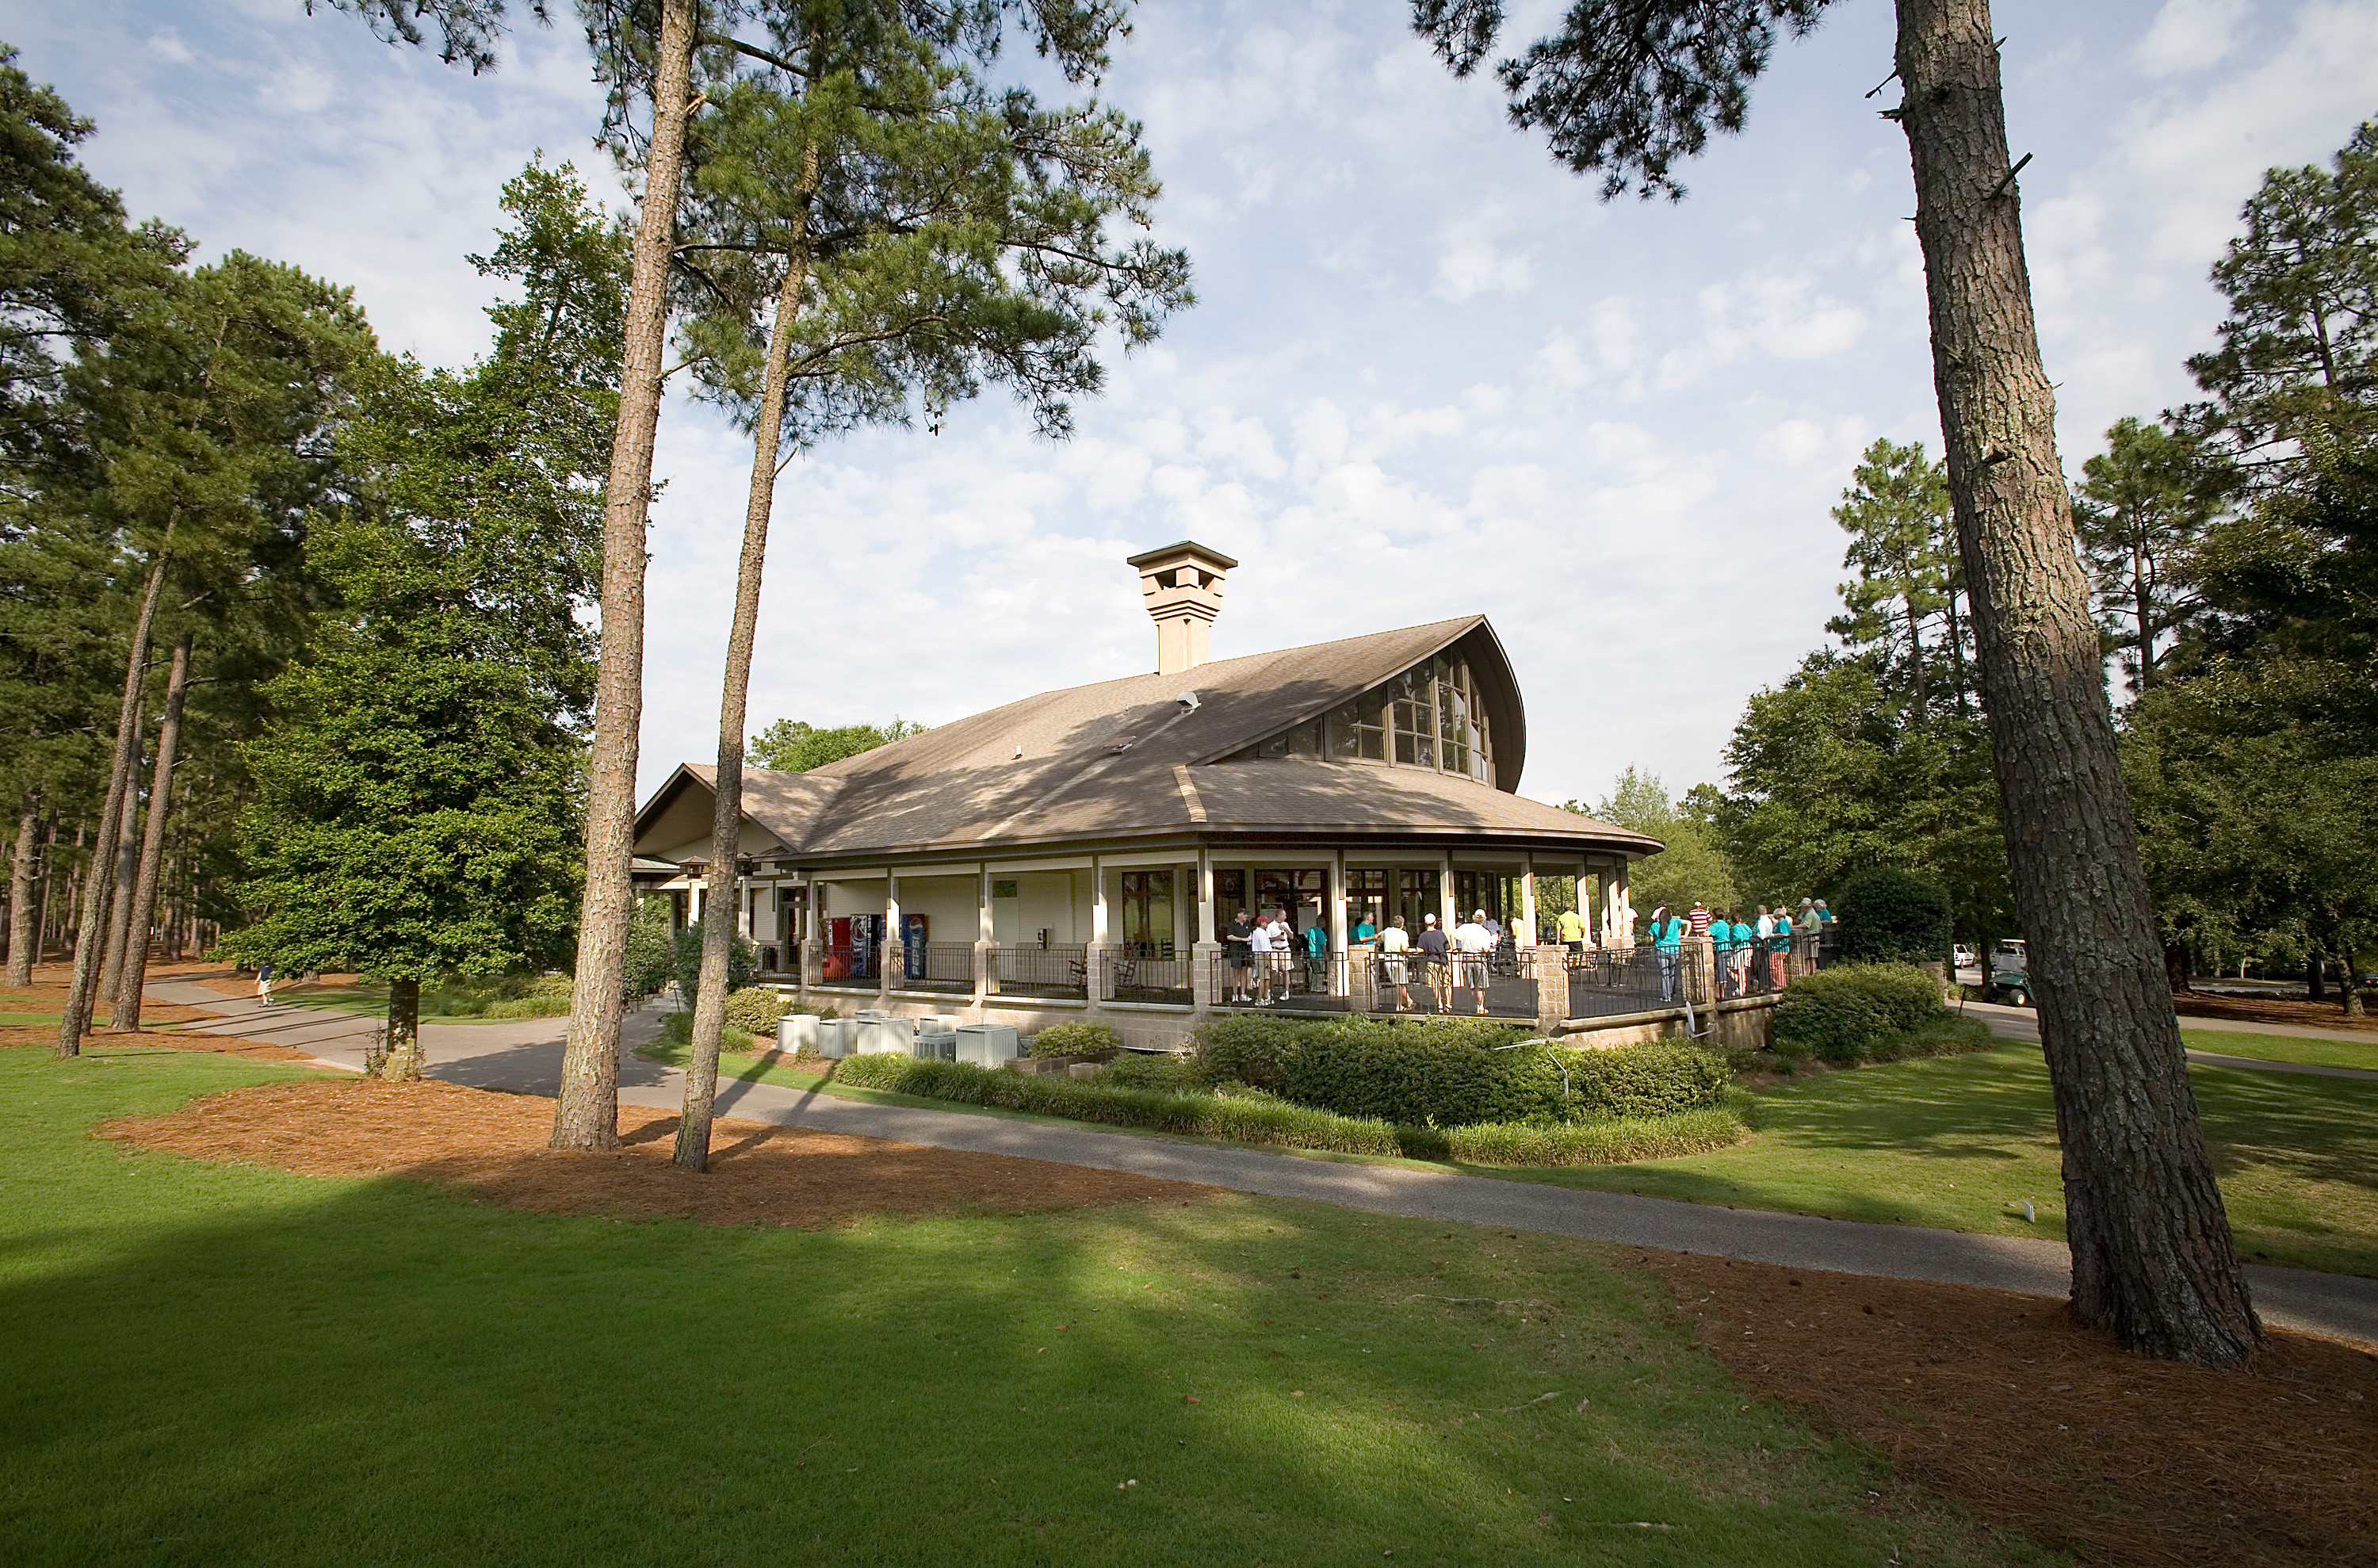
[1772, 964, 1961, 1065]
[829, 1050, 1742, 1166]
[1578, 767, 1736, 915]
[721, 985, 787, 1035]
[1834, 869, 1952, 966]
[1097, 1052, 1197, 1092]
[1278, 1015, 1535, 1126]
[2073, 416, 2227, 694]
[747, 717, 926, 773]
[670, 919, 755, 1012]
[654, 1009, 756, 1056]
[1027, 1021, 1120, 1059]
[1826, 438, 1962, 720]
[623, 897, 677, 1000]
[1190, 1011, 1328, 1091]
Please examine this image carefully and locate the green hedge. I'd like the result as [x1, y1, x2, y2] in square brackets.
[1195, 1013, 1730, 1128]
[721, 986, 787, 1035]
[828, 1052, 1748, 1166]
[1773, 962, 1975, 1064]
[653, 1011, 757, 1056]
[1029, 1022, 1120, 1059]
[1099, 1054, 1199, 1092]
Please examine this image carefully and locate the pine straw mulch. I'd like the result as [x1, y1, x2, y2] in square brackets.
[1637, 1251, 2378, 1568]
[1, 1030, 314, 1060]
[186, 970, 361, 1000]
[98, 1076, 1221, 1228]
[2175, 992, 2378, 1036]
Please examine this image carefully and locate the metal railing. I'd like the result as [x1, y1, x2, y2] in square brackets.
[1564, 945, 1673, 1017]
[1104, 950, 1193, 1005]
[1362, 945, 1536, 1017]
[818, 943, 873, 984]
[1209, 947, 1339, 1008]
[902, 941, 977, 992]
[988, 944, 1088, 1001]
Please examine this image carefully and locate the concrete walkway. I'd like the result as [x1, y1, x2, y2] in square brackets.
[138, 973, 2378, 1346]
[1963, 998, 2378, 1081]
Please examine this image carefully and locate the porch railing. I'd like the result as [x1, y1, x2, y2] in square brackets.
[901, 941, 977, 992]
[988, 944, 1088, 1001]
[1104, 949, 1193, 1005]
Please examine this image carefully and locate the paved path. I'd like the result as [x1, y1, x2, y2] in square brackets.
[140, 974, 2378, 1346]
[1962, 999, 2378, 1081]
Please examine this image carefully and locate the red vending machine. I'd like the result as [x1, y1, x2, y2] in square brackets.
[824, 917, 853, 981]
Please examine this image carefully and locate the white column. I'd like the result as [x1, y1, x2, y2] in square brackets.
[1437, 850, 1455, 931]
[1519, 855, 1539, 947]
[1196, 847, 1215, 944]
[1328, 848, 1348, 954]
[1090, 854, 1107, 944]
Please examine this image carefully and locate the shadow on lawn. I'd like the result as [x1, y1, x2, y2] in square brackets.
[0, 1149, 1969, 1568]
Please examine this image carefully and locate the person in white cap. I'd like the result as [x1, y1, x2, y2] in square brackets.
[1416, 913, 1452, 1014]
[1452, 911, 1494, 1015]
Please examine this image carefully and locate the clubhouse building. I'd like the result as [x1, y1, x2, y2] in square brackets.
[631, 541, 1661, 1047]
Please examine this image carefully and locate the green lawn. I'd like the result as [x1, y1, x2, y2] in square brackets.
[0, 1045, 2051, 1568]
[1491, 1045, 2378, 1278]
[2181, 1027, 2378, 1073]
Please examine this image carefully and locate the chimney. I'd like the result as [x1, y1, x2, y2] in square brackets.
[1126, 541, 1237, 675]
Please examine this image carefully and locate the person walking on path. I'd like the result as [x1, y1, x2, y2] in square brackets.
[1711, 910, 1735, 998]
[1454, 910, 1494, 1015]
[1417, 913, 1452, 1014]
[1650, 905, 1684, 1003]
[1225, 910, 1255, 1003]
[1378, 916, 1413, 1012]
[1768, 905, 1794, 991]
[1730, 912, 1756, 998]
[254, 962, 277, 1008]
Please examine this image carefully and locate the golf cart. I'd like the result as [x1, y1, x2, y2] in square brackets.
[1984, 939, 2032, 1008]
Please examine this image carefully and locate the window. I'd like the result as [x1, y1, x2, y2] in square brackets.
[1117, 870, 1174, 956]
[1230, 653, 1494, 785]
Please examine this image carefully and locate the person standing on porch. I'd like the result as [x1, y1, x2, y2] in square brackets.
[1557, 904, 1586, 968]
[1750, 906, 1774, 993]
[1768, 905, 1793, 991]
[1650, 905, 1684, 1002]
[1711, 911, 1735, 998]
[1417, 913, 1452, 1015]
[1378, 916, 1413, 1012]
[1225, 910, 1254, 1003]
[1453, 911, 1494, 1015]
[1248, 912, 1278, 1004]
[1302, 916, 1328, 992]
[1730, 912, 1756, 996]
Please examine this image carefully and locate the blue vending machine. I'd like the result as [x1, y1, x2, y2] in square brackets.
[903, 914, 929, 981]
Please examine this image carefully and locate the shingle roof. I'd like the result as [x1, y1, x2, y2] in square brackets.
[638, 615, 1659, 863]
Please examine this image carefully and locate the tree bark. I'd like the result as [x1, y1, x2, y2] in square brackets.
[678, 161, 815, 1173]
[381, 976, 423, 1080]
[110, 632, 191, 1031]
[57, 547, 170, 1058]
[2336, 931, 2361, 1017]
[6, 792, 36, 987]
[2307, 941, 2326, 1003]
[2163, 939, 2193, 996]
[95, 721, 145, 1002]
[28, 813, 54, 976]
[1894, 0, 2260, 1366]
[551, 0, 699, 1151]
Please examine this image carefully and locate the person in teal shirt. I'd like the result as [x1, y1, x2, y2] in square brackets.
[1650, 905, 1685, 1001]
[1730, 916, 1755, 995]
[1710, 909, 1734, 996]
[1768, 908, 1793, 990]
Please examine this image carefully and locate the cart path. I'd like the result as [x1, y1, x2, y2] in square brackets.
[137, 976, 2378, 1345]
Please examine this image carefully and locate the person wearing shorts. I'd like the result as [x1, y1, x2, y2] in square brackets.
[1417, 914, 1452, 1014]
[255, 962, 276, 1007]
[1453, 912, 1493, 1015]
[1225, 911, 1254, 1002]
[1729, 915, 1756, 995]
[1377, 917, 1413, 1012]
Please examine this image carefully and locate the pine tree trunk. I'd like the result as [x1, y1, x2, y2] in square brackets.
[57, 548, 170, 1058]
[2307, 943, 2326, 1003]
[28, 813, 54, 975]
[96, 722, 145, 1002]
[381, 976, 423, 1080]
[2340, 935, 2364, 1017]
[551, 0, 699, 1152]
[1894, 0, 2259, 1366]
[6, 792, 36, 987]
[677, 182, 813, 1173]
[110, 633, 191, 1031]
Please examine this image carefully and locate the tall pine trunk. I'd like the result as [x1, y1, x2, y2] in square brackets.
[110, 632, 191, 1031]
[6, 793, 35, 987]
[677, 167, 814, 1174]
[96, 722, 145, 1001]
[551, 0, 700, 1151]
[57, 545, 170, 1058]
[381, 976, 423, 1080]
[1894, 0, 2259, 1366]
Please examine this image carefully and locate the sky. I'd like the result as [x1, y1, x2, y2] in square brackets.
[12, 0, 2377, 807]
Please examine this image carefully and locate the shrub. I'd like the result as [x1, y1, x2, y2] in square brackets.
[722, 986, 788, 1035]
[1833, 868, 1953, 966]
[1561, 1045, 1735, 1119]
[1773, 962, 1957, 1064]
[1188, 1012, 1319, 1089]
[669, 919, 757, 1012]
[1424, 1104, 1747, 1166]
[1279, 1015, 1529, 1126]
[652, 1012, 756, 1055]
[625, 897, 678, 1000]
[1029, 1022, 1121, 1059]
[1099, 1053, 1198, 1092]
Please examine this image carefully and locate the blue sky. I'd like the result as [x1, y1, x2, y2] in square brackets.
[13, 1, 2377, 805]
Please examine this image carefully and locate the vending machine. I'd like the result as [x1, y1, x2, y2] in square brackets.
[848, 913, 880, 981]
[902, 913, 929, 981]
[824, 917, 853, 981]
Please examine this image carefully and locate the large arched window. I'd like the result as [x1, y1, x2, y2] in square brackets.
[1229, 654, 1494, 786]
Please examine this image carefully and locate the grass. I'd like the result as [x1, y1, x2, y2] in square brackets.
[0, 1044, 2053, 1568]
[270, 978, 568, 1025]
[2181, 1027, 2378, 1073]
[1476, 1043, 2378, 1279]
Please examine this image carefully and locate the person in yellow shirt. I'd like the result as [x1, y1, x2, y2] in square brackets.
[1555, 905, 1586, 968]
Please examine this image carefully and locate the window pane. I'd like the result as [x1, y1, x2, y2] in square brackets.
[1394, 729, 1417, 764]
[1359, 728, 1385, 761]
[1286, 718, 1321, 756]
[1258, 732, 1287, 759]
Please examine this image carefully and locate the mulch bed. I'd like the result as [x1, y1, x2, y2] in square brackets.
[2177, 992, 2378, 1036]
[1, 1029, 315, 1060]
[1638, 1251, 2378, 1567]
[99, 1077, 1221, 1228]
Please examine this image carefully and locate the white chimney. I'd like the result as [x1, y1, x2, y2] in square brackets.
[1126, 541, 1237, 675]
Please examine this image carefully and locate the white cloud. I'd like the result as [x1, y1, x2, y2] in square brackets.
[1432, 226, 1533, 302]
[2134, 0, 2251, 76]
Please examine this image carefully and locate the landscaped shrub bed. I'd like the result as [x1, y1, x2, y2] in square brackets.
[1027, 1022, 1120, 1059]
[721, 986, 787, 1035]
[1773, 963, 1993, 1065]
[831, 1042, 1747, 1167]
